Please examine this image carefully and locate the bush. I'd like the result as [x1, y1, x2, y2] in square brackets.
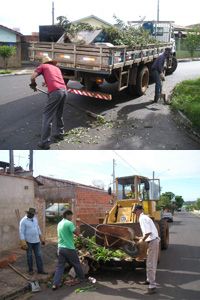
[0, 45, 16, 69]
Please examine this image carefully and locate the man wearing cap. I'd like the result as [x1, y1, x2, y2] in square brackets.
[151, 48, 171, 103]
[30, 56, 67, 149]
[19, 208, 47, 275]
[133, 205, 160, 295]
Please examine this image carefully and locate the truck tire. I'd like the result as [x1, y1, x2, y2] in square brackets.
[159, 219, 169, 250]
[83, 77, 98, 91]
[136, 66, 149, 96]
[105, 75, 117, 84]
[166, 56, 178, 75]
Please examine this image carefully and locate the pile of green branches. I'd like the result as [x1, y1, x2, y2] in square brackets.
[57, 15, 158, 47]
[75, 235, 127, 262]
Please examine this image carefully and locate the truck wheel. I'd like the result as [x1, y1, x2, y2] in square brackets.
[84, 78, 98, 91]
[136, 66, 149, 96]
[105, 75, 117, 84]
[127, 84, 137, 96]
[159, 219, 169, 250]
[166, 56, 178, 75]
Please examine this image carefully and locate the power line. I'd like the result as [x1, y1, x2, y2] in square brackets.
[113, 151, 141, 175]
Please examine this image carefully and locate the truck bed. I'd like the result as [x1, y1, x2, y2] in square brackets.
[29, 41, 172, 74]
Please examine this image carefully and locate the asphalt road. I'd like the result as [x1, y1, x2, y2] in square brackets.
[0, 61, 200, 150]
[21, 211, 200, 300]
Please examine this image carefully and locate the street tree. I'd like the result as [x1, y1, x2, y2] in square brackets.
[56, 16, 70, 29]
[195, 198, 200, 210]
[175, 195, 184, 209]
[157, 191, 175, 210]
[185, 26, 200, 58]
[0, 45, 16, 70]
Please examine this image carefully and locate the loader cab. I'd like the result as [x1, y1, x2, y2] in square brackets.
[116, 175, 160, 201]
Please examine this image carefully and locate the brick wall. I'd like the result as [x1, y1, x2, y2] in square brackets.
[75, 186, 113, 224]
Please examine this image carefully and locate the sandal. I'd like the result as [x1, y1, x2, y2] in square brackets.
[64, 279, 80, 286]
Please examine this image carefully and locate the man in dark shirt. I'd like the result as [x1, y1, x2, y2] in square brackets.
[151, 48, 171, 103]
[30, 56, 67, 149]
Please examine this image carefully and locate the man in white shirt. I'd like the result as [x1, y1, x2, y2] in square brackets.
[133, 205, 160, 295]
[19, 208, 47, 275]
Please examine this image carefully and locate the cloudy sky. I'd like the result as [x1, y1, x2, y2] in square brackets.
[1, 0, 200, 34]
[0, 150, 200, 202]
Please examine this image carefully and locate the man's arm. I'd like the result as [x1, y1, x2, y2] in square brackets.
[29, 71, 39, 91]
[135, 232, 151, 242]
[19, 219, 28, 250]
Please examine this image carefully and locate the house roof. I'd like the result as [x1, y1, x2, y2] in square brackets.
[0, 24, 23, 36]
[72, 15, 112, 27]
[35, 175, 106, 191]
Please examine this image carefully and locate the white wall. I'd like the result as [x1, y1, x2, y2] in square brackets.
[0, 174, 35, 252]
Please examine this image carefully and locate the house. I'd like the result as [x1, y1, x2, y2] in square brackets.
[0, 171, 113, 253]
[0, 173, 45, 252]
[72, 15, 112, 28]
[36, 175, 113, 224]
[0, 25, 23, 68]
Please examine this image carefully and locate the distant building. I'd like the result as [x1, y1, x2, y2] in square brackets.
[0, 24, 23, 68]
[72, 15, 112, 28]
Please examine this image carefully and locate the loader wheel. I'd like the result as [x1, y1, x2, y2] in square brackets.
[159, 219, 169, 250]
[136, 66, 149, 96]
[121, 243, 139, 257]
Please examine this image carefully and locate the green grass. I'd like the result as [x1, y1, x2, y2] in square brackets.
[0, 69, 12, 74]
[171, 78, 200, 130]
[176, 50, 200, 59]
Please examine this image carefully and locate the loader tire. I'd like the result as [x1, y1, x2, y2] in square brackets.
[159, 219, 169, 250]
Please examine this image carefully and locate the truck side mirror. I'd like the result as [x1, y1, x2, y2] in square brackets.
[108, 187, 112, 195]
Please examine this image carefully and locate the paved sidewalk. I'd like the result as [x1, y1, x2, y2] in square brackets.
[0, 67, 34, 77]
[0, 242, 57, 300]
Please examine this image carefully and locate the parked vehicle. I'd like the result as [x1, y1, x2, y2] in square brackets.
[45, 203, 69, 220]
[29, 21, 177, 101]
[162, 211, 173, 222]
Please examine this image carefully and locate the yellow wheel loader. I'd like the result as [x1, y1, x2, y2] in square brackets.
[80, 175, 169, 264]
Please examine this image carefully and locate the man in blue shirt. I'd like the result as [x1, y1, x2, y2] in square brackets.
[151, 48, 171, 103]
[19, 208, 47, 275]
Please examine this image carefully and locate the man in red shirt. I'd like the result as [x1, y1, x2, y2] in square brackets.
[30, 56, 67, 149]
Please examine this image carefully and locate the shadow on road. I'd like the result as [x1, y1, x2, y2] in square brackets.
[0, 93, 95, 149]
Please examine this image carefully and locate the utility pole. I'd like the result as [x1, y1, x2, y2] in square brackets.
[112, 159, 116, 193]
[9, 150, 14, 174]
[29, 150, 33, 172]
[157, 0, 160, 21]
[52, 1, 55, 25]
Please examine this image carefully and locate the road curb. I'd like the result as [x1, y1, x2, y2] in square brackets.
[177, 58, 200, 62]
[0, 284, 29, 300]
[0, 71, 33, 77]
[173, 109, 200, 141]
[0, 273, 53, 300]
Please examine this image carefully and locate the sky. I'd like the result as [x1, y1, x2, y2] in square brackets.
[0, 150, 200, 202]
[1, 0, 200, 35]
